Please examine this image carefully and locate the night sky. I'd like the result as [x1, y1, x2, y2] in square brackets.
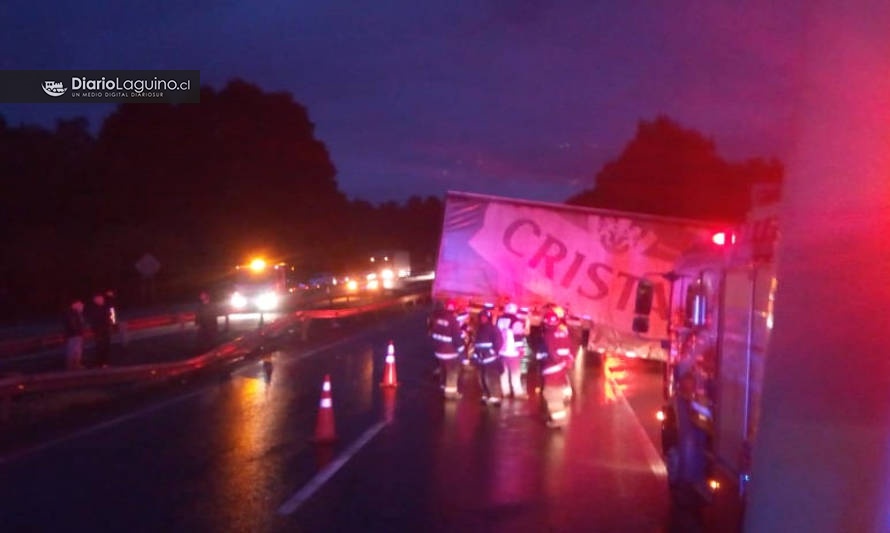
[0, 1, 801, 203]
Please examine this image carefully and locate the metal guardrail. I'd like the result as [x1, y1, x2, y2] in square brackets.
[0, 291, 429, 419]
[0, 314, 194, 359]
[295, 291, 426, 319]
[0, 290, 409, 358]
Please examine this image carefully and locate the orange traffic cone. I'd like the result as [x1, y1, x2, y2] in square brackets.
[312, 374, 337, 444]
[382, 386, 396, 424]
[380, 340, 398, 387]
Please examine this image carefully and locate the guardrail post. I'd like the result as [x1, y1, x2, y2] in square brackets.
[224, 314, 230, 333]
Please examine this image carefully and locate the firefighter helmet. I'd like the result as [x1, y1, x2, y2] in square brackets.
[551, 305, 566, 320]
[504, 302, 518, 315]
[543, 310, 560, 327]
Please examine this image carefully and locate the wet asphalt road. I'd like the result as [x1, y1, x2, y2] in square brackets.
[0, 308, 671, 532]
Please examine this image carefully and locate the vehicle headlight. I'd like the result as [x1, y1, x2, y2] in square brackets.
[255, 291, 279, 311]
[230, 292, 248, 309]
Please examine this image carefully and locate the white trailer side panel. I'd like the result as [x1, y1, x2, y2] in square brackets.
[433, 191, 718, 359]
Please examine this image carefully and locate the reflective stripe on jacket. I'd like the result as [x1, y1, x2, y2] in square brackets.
[542, 361, 566, 375]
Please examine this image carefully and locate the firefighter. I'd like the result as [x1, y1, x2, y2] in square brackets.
[429, 299, 466, 399]
[540, 309, 573, 427]
[551, 305, 576, 401]
[473, 308, 504, 405]
[496, 301, 527, 398]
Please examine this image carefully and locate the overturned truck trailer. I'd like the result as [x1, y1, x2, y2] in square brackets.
[432, 191, 723, 361]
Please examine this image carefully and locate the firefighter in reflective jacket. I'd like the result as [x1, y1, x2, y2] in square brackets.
[541, 310, 573, 427]
[496, 302, 527, 398]
[429, 300, 466, 399]
[473, 308, 504, 405]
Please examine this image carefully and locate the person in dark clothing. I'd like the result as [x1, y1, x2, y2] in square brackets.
[86, 292, 113, 367]
[63, 298, 86, 370]
[473, 308, 504, 405]
[195, 291, 219, 354]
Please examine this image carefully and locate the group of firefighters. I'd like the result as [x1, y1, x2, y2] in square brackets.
[428, 299, 580, 428]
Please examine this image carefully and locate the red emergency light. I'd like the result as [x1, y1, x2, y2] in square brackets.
[712, 231, 736, 246]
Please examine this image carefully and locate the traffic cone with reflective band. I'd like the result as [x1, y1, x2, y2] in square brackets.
[380, 341, 398, 387]
[312, 374, 337, 444]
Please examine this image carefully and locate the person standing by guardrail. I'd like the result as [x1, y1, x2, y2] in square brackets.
[86, 292, 114, 368]
[63, 298, 86, 370]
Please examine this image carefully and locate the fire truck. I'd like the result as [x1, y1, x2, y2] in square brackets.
[632, 184, 780, 520]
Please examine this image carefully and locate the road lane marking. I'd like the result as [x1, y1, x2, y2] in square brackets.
[277, 420, 388, 516]
[604, 363, 667, 479]
[0, 336, 361, 466]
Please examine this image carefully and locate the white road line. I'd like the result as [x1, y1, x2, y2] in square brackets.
[278, 420, 389, 516]
[0, 336, 359, 466]
[606, 369, 668, 479]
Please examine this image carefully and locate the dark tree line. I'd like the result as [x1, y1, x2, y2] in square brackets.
[568, 116, 783, 223]
[1, 100, 780, 321]
[0, 80, 443, 320]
